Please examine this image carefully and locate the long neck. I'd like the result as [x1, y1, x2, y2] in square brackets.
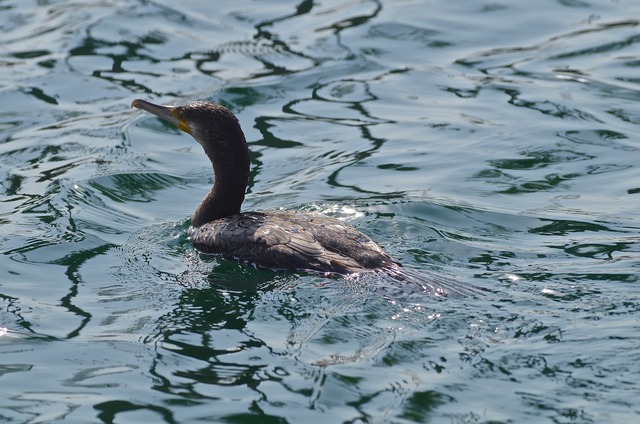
[191, 175, 246, 227]
[191, 135, 250, 227]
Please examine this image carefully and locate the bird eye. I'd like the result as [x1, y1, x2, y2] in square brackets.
[171, 107, 184, 119]
[170, 108, 192, 134]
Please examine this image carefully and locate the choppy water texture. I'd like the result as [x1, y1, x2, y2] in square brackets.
[1, 0, 640, 422]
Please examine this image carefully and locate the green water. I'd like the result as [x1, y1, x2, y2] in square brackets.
[1, 0, 639, 422]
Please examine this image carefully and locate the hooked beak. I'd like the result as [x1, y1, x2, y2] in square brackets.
[131, 99, 191, 134]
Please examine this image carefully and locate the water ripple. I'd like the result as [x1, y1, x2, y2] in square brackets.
[1, 0, 640, 422]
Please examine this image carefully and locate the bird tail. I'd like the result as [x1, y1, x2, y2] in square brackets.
[349, 265, 484, 300]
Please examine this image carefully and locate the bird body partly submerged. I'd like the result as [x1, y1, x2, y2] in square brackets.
[131, 99, 397, 275]
[191, 210, 397, 273]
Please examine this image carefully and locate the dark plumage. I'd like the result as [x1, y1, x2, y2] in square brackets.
[131, 99, 398, 274]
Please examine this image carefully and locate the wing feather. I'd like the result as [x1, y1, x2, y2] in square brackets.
[190, 211, 394, 273]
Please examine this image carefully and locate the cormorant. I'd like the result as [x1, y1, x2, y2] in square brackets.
[131, 99, 400, 275]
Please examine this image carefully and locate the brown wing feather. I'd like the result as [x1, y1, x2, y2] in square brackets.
[189, 211, 395, 273]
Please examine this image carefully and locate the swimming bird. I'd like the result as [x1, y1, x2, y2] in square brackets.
[131, 99, 400, 275]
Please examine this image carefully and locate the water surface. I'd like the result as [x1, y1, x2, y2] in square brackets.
[1, 0, 639, 422]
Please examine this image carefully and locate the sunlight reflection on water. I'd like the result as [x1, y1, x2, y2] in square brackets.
[1, 0, 640, 422]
